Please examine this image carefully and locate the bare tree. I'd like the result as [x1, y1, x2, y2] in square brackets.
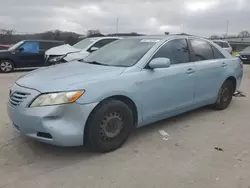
[238, 31, 250, 38]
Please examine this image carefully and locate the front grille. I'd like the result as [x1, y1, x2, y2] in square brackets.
[9, 91, 30, 106]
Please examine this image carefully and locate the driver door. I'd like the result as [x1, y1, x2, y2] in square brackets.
[139, 39, 195, 124]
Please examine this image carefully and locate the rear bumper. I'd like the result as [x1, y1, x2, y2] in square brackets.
[7, 101, 98, 146]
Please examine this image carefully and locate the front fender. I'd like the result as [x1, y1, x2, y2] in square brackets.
[76, 82, 143, 126]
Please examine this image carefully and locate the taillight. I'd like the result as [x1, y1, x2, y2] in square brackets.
[240, 61, 243, 69]
[237, 58, 243, 69]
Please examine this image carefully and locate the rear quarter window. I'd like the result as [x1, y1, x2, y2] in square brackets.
[222, 42, 230, 48]
[211, 45, 225, 59]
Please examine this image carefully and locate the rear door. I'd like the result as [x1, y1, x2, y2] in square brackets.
[189, 38, 226, 105]
[17, 41, 40, 67]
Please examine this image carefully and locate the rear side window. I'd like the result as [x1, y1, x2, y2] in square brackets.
[40, 42, 62, 50]
[91, 39, 118, 48]
[214, 41, 223, 47]
[19, 41, 40, 53]
[222, 42, 230, 48]
[212, 45, 225, 59]
[190, 39, 213, 61]
[152, 39, 190, 64]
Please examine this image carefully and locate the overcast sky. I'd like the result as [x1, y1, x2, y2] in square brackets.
[0, 0, 249, 36]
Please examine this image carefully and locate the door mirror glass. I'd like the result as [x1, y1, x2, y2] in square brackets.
[148, 58, 171, 69]
[89, 46, 99, 52]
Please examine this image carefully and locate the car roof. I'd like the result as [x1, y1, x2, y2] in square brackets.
[21, 40, 65, 43]
[87, 36, 122, 40]
[125, 34, 207, 41]
[212, 39, 228, 43]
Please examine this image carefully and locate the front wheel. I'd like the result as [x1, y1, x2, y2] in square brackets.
[0, 60, 14, 73]
[85, 100, 134, 153]
[213, 80, 234, 110]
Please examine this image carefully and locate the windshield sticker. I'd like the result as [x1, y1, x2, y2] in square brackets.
[140, 39, 160, 43]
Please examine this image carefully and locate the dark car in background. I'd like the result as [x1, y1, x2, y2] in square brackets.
[236, 46, 250, 64]
[0, 40, 64, 73]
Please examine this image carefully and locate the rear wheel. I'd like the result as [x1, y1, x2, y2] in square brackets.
[213, 80, 234, 110]
[0, 60, 14, 73]
[85, 100, 134, 153]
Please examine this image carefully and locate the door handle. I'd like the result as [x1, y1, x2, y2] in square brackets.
[221, 62, 227, 67]
[186, 68, 195, 74]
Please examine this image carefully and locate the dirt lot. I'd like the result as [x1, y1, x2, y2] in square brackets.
[0, 67, 250, 188]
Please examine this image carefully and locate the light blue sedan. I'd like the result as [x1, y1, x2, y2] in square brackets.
[7, 35, 243, 152]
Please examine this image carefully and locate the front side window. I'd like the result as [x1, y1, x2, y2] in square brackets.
[19, 41, 40, 53]
[84, 39, 156, 67]
[190, 39, 213, 61]
[152, 39, 190, 64]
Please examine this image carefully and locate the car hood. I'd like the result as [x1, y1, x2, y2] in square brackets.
[0, 50, 11, 56]
[45, 44, 81, 56]
[15, 61, 125, 92]
[0, 49, 10, 53]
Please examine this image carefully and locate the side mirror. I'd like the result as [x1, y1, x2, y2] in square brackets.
[18, 47, 24, 52]
[148, 58, 171, 69]
[89, 46, 99, 52]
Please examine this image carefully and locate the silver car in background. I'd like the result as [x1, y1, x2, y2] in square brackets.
[213, 40, 233, 54]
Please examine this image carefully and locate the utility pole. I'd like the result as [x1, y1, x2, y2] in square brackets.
[116, 17, 119, 34]
[225, 20, 229, 39]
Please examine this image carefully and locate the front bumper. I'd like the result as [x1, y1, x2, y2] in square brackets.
[44, 55, 67, 65]
[7, 83, 98, 146]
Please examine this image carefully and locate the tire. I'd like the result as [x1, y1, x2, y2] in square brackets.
[213, 80, 234, 110]
[0, 60, 14, 73]
[85, 100, 134, 153]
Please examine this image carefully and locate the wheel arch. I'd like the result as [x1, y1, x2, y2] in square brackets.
[0, 58, 15, 67]
[225, 76, 237, 93]
[84, 95, 139, 143]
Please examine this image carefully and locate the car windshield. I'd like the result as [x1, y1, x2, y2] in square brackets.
[73, 38, 98, 49]
[8, 41, 24, 51]
[243, 46, 250, 52]
[83, 39, 158, 67]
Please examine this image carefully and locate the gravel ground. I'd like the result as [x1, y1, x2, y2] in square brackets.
[0, 67, 250, 188]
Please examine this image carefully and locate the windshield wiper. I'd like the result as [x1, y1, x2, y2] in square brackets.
[80, 60, 108, 66]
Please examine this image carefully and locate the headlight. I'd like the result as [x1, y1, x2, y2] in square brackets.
[30, 90, 85, 107]
[236, 54, 241, 57]
[49, 55, 65, 62]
